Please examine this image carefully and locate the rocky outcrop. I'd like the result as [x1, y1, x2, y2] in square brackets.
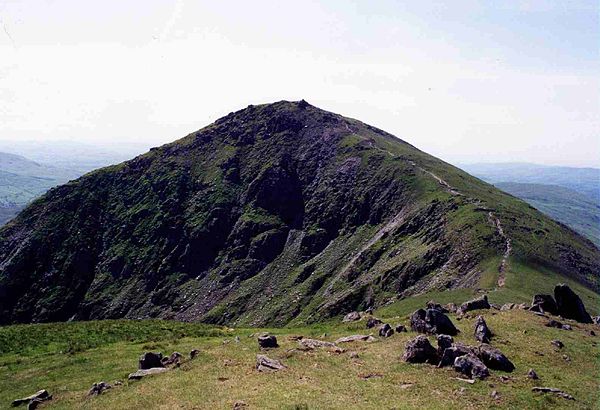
[402, 335, 438, 364]
[139, 352, 164, 370]
[438, 344, 474, 368]
[335, 334, 376, 344]
[366, 318, 383, 329]
[459, 295, 490, 314]
[258, 335, 279, 349]
[343, 312, 361, 322]
[530, 294, 558, 315]
[378, 323, 394, 338]
[410, 308, 459, 336]
[554, 284, 592, 323]
[11, 390, 52, 407]
[256, 354, 286, 372]
[88, 382, 112, 396]
[453, 354, 489, 379]
[474, 316, 492, 343]
[128, 368, 169, 380]
[477, 344, 514, 372]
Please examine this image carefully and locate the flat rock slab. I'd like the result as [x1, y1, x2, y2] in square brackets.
[128, 367, 169, 380]
[256, 354, 286, 372]
[532, 387, 575, 401]
[12, 390, 52, 407]
[335, 335, 376, 344]
[298, 338, 343, 352]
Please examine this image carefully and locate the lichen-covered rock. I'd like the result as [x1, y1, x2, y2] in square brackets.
[554, 284, 592, 323]
[402, 335, 438, 364]
[453, 353, 489, 379]
[256, 354, 286, 372]
[474, 316, 492, 343]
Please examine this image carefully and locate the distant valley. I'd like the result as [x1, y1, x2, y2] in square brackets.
[459, 163, 600, 247]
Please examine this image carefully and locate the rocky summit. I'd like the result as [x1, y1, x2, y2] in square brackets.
[0, 100, 598, 326]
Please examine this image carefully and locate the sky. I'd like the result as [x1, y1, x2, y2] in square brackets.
[0, 0, 598, 167]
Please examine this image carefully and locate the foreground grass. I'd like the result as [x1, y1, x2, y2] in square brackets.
[0, 308, 598, 409]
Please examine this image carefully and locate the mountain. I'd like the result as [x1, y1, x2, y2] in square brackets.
[458, 162, 600, 203]
[0, 101, 598, 326]
[0, 152, 81, 225]
[495, 182, 600, 248]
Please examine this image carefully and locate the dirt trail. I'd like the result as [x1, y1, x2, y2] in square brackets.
[488, 212, 512, 287]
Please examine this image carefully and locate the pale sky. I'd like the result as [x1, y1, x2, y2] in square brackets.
[0, 0, 598, 167]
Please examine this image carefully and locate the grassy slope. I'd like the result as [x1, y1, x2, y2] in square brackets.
[1, 265, 598, 409]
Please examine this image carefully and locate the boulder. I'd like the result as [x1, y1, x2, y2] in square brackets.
[476, 344, 514, 372]
[527, 368, 539, 379]
[366, 317, 383, 329]
[402, 335, 438, 364]
[444, 303, 458, 313]
[128, 368, 169, 380]
[256, 354, 286, 372]
[426, 300, 448, 313]
[545, 320, 572, 331]
[410, 308, 459, 336]
[378, 324, 394, 338]
[438, 344, 474, 368]
[395, 324, 407, 333]
[551, 340, 564, 349]
[298, 338, 343, 352]
[437, 334, 454, 351]
[190, 349, 200, 359]
[474, 316, 492, 343]
[343, 311, 361, 322]
[139, 352, 164, 370]
[530, 294, 558, 315]
[335, 334, 376, 344]
[453, 354, 489, 379]
[162, 352, 183, 366]
[554, 284, 592, 323]
[500, 303, 515, 311]
[459, 295, 490, 314]
[88, 382, 112, 396]
[11, 390, 52, 407]
[258, 335, 279, 349]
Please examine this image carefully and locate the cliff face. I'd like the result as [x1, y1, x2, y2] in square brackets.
[0, 101, 598, 325]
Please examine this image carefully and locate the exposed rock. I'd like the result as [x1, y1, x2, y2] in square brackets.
[335, 334, 376, 344]
[490, 390, 500, 400]
[378, 323, 394, 338]
[258, 335, 279, 349]
[402, 335, 438, 364]
[592, 316, 600, 325]
[459, 295, 490, 314]
[476, 344, 514, 372]
[453, 354, 489, 379]
[298, 338, 343, 352]
[438, 344, 474, 368]
[190, 349, 200, 359]
[410, 308, 459, 336]
[233, 401, 249, 409]
[445, 303, 458, 313]
[551, 340, 564, 349]
[88, 382, 112, 396]
[530, 294, 558, 315]
[162, 352, 183, 366]
[12, 390, 52, 407]
[343, 311, 361, 322]
[500, 303, 515, 311]
[256, 354, 286, 372]
[532, 387, 575, 401]
[554, 284, 592, 323]
[426, 300, 448, 313]
[366, 317, 383, 329]
[437, 334, 454, 352]
[527, 368, 539, 379]
[516, 303, 529, 310]
[562, 324, 572, 331]
[128, 368, 169, 380]
[395, 324, 407, 333]
[139, 352, 164, 370]
[474, 316, 492, 343]
[349, 351, 360, 359]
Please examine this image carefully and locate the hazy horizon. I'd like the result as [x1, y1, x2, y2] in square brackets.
[1, 1, 598, 167]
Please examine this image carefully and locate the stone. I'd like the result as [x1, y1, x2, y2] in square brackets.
[366, 317, 383, 329]
[500, 303, 515, 311]
[438, 344, 474, 368]
[532, 387, 575, 401]
[445, 303, 458, 313]
[527, 368, 539, 379]
[11, 390, 52, 407]
[256, 354, 286, 372]
[139, 352, 164, 370]
[410, 308, 459, 336]
[530, 294, 558, 315]
[128, 368, 169, 380]
[459, 295, 490, 314]
[162, 352, 183, 366]
[453, 354, 489, 379]
[258, 335, 279, 349]
[343, 311, 361, 322]
[233, 400, 249, 409]
[349, 351, 359, 359]
[298, 338, 343, 352]
[476, 344, 515, 372]
[87, 382, 112, 396]
[395, 324, 407, 333]
[592, 316, 600, 325]
[437, 334, 454, 352]
[378, 323, 394, 338]
[551, 340, 564, 349]
[335, 334, 376, 344]
[474, 316, 492, 343]
[490, 390, 500, 400]
[190, 349, 200, 359]
[402, 335, 438, 364]
[554, 283, 592, 323]
[426, 300, 448, 313]
[545, 319, 564, 329]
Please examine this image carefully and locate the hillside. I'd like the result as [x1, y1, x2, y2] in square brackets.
[495, 182, 600, 248]
[0, 152, 80, 225]
[459, 162, 600, 204]
[0, 101, 598, 326]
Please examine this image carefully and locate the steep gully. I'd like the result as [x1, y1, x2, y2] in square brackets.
[332, 124, 511, 292]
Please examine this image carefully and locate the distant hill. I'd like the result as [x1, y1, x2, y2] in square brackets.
[0, 152, 80, 225]
[495, 182, 600, 248]
[459, 162, 600, 203]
